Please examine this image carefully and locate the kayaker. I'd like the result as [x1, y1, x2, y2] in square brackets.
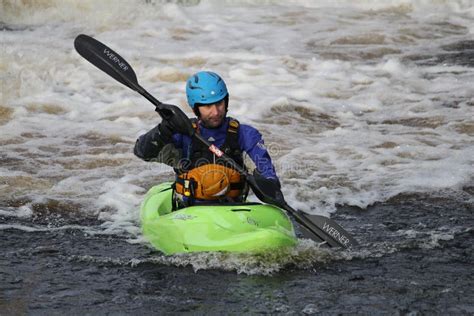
[134, 71, 281, 207]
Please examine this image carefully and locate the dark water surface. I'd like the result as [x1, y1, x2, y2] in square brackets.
[2, 191, 472, 315]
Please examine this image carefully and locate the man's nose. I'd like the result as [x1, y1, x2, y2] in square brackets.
[209, 104, 218, 115]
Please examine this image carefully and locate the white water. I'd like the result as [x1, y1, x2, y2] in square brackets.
[1, 0, 473, 243]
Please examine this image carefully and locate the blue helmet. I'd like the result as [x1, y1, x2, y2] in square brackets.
[186, 71, 228, 109]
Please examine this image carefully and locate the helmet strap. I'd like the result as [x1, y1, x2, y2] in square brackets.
[193, 107, 201, 117]
[224, 94, 229, 115]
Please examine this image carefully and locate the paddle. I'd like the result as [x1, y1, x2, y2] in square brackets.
[74, 34, 358, 248]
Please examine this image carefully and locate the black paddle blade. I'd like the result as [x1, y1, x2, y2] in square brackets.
[286, 206, 358, 248]
[74, 35, 193, 137]
[248, 170, 358, 248]
[74, 34, 140, 92]
[298, 213, 358, 248]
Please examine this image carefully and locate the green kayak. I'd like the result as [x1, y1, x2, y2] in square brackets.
[140, 182, 297, 255]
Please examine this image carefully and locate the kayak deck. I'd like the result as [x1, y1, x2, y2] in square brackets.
[140, 183, 297, 254]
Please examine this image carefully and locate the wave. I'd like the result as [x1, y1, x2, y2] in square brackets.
[1, 0, 473, 27]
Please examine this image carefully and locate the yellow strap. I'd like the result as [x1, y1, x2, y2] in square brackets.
[228, 119, 239, 133]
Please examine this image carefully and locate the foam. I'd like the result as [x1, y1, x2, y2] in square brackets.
[0, 223, 101, 235]
[0, 206, 33, 218]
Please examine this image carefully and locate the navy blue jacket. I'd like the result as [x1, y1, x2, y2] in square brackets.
[134, 117, 279, 180]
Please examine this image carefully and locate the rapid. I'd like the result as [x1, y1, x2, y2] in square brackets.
[1, 0, 473, 314]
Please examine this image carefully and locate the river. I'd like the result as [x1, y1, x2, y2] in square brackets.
[1, 0, 473, 314]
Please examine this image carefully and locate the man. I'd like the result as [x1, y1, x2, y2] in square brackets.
[134, 71, 280, 206]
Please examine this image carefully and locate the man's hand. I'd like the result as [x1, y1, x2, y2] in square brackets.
[158, 119, 179, 142]
[251, 169, 285, 204]
[155, 104, 195, 137]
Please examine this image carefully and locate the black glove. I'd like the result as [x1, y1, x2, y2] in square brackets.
[155, 104, 195, 138]
[157, 119, 178, 142]
[252, 169, 285, 203]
